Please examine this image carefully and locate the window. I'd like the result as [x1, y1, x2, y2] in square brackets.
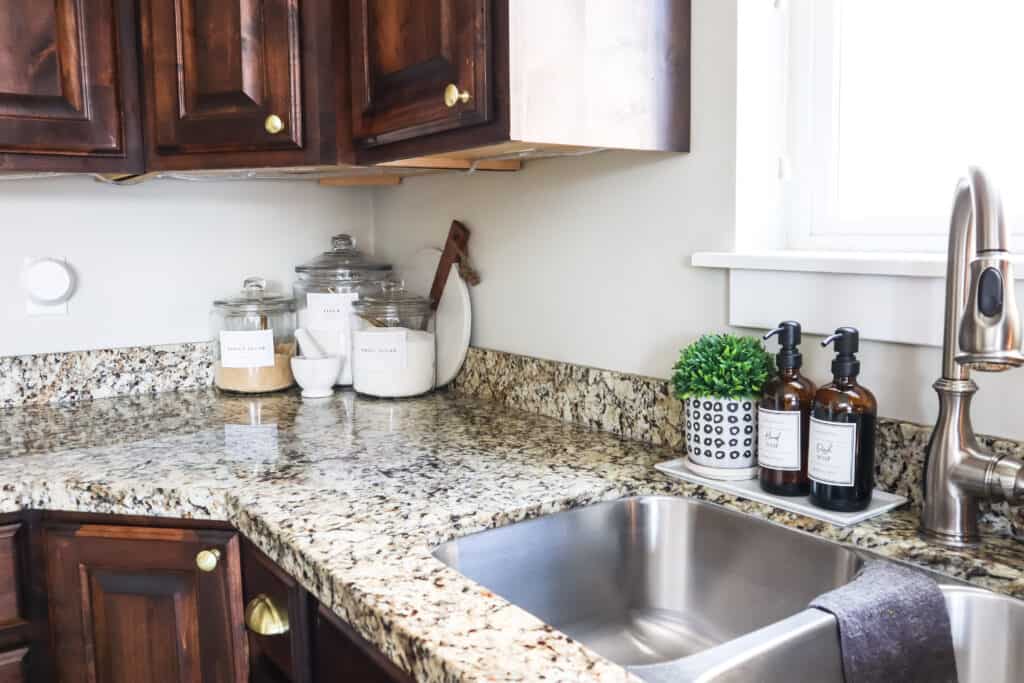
[784, 0, 1024, 252]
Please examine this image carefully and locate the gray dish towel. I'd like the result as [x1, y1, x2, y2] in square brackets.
[810, 561, 958, 683]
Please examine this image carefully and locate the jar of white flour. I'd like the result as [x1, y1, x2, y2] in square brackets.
[293, 234, 392, 386]
[350, 281, 436, 398]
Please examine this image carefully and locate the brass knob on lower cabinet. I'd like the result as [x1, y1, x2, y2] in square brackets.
[265, 114, 284, 134]
[195, 549, 221, 572]
[244, 594, 290, 636]
[443, 83, 471, 107]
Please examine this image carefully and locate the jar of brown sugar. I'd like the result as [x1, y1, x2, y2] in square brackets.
[211, 277, 297, 393]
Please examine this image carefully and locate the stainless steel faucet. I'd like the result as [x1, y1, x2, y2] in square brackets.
[922, 167, 1024, 546]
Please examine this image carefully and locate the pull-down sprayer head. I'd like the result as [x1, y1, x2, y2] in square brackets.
[954, 168, 1024, 372]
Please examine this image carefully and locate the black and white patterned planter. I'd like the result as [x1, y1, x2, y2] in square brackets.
[684, 397, 758, 473]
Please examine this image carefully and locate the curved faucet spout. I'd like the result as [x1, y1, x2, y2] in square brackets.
[923, 168, 1024, 546]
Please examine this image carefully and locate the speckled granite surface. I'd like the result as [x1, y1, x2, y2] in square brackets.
[1, 389, 1021, 682]
[453, 347, 1024, 535]
[0, 342, 213, 409]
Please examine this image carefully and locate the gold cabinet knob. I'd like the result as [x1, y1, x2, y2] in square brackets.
[265, 114, 284, 134]
[443, 83, 471, 108]
[245, 594, 290, 636]
[195, 549, 221, 572]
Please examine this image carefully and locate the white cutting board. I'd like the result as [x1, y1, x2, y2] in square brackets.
[400, 248, 472, 388]
[656, 458, 908, 527]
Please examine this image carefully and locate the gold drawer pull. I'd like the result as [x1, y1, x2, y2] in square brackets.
[245, 594, 290, 636]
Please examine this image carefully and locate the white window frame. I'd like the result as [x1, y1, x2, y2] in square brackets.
[782, 0, 1024, 253]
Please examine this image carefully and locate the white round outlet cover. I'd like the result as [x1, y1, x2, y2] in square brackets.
[23, 258, 76, 305]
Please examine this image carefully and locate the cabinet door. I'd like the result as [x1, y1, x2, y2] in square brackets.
[0, 646, 28, 683]
[0, 0, 143, 172]
[313, 605, 411, 683]
[139, 0, 330, 169]
[44, 524, 248, 683]
[241, 539, 312, 683]
[350, 0, 493, 147]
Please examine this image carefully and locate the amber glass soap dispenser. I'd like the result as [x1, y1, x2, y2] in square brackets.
[808, 327, 878, 512]
[759, 321, 817, 496]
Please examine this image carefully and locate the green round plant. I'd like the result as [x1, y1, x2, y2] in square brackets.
[672, 333, 774, 400]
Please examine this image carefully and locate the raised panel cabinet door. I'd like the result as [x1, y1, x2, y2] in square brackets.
[0, 647, 28, 683]
[350, 0, 493, 146]
[139, 0, 329, 168]
[0, 0, 143, 172]
[43, 524, 248, 683]
[313, 605, 411, 683]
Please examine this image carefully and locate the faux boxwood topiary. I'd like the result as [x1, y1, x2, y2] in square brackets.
[672, 333, 774, 400]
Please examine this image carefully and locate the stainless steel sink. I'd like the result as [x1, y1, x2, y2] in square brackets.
[434, 495, 1024, 682]
[433, 496, 862, 666]
[944, 585, 1024, 683]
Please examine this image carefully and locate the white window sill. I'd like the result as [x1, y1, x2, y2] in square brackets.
[692, 250, 1024, 348]
[693, 249, 1024, 279]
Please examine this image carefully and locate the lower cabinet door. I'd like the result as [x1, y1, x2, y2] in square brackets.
[43, 524, 248, 683]
[0, 646, 28, 683]
[313, 605, 411, 683]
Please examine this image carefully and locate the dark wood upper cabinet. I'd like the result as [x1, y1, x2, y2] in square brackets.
[138, 0, 334, 170]
[0, 0, 689, 173]
[43, 524, 248, 683]
[0, 0, 143, 173]
[349, 0, 494, 148]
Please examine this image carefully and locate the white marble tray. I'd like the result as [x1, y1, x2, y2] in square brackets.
[655, 458, 909, 527]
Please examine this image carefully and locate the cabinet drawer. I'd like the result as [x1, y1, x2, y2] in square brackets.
[242, 540, 312, 683]
[0, 525, 22, 627]
[0, 646, 28, 683]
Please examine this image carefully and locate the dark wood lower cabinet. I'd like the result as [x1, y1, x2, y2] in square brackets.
[43, 523, 248, 683]
[0, 646, 28, 683]
[314, 606, 412, 683]
[0, 512, 411, 683]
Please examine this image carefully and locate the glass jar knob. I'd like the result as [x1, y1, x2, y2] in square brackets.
[243, 277, 267, 294]
[331, 234, 355, 251]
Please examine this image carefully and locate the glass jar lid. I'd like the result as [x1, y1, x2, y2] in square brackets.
[295, 234, 391, 280]
[213, 277, 296, 313]
[352, 280, 432, 324]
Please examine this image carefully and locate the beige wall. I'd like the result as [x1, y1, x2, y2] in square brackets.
[0, 177, 372, 357]
[371, 0, 1024, 440]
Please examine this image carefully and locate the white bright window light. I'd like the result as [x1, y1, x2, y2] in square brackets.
[784, 0, 1024, 252]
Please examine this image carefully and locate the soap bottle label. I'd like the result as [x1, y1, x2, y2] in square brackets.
[757, 408, 801, 471]
[807, 417, 857, 486]
[219, 330, 275, 369]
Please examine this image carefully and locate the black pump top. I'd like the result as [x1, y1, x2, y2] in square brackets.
[822, 327, 860, 378]
[763, 321, 803, 370]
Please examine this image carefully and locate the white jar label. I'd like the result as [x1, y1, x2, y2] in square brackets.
[808, 416, 857, 486]
[757, 408, 801, 471]
[353, 329, 408, 371]
[305, 292, 358, 331]
[219, 330, 274, 368]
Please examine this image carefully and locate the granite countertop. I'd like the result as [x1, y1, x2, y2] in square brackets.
[1, 389, 1022, 682]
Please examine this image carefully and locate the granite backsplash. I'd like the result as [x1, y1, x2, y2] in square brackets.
[0, 342, 213, 409]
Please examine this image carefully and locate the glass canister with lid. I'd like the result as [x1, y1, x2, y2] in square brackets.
[211, 277, 297, 393]
[350, 281, 436, 398]
[293, 234, 392, 385]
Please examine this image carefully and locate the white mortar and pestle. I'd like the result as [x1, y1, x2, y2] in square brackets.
[291, 328, 344, 399]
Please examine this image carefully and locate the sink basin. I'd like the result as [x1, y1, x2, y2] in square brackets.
[944, 584, 1024, 683]
[435, 495, 1023, 682]
[432, 496, 863, 666]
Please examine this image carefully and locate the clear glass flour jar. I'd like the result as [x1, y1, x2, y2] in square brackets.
[350, 281, 436, 398]
[211, 277, 297, 394]
[293, 234, 392, 386]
